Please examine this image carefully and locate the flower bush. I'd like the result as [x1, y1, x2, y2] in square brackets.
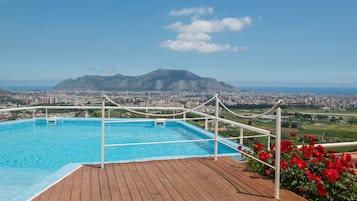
[246, 134, 357, 201]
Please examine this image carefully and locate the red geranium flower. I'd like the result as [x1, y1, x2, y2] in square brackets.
[237, 145, 242, 150]
[253, 143, 264, 152]
[312, 157, 319, 164]
[290, 131, 297, 138]
[316, 182, 327, 197]
[259, 152, 270, 161]
[322, 168, 340, 182]
[300, 186, 305, 192]
[281, 140, 294, 153]
[280, 160, 289, 169]
[290, 157, 306, 169]
[265, 169, 270, 176]
[309, 135, 315, 146]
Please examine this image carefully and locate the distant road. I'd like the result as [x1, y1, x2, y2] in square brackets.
[300, 112, 357, 117]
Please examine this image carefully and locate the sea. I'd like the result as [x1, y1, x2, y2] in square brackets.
[0, 85, 356, 95]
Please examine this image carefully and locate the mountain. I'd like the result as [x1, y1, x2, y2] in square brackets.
[54, 69, 237, 92]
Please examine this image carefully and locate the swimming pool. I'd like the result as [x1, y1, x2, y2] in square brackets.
[0, 118, 241, 201]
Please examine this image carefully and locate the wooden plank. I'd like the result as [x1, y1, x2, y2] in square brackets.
[70, 167, 83, 201]
[149, 161, 184, 201]
[180, 159, 238, 201]
[201, 158, 264, 196]
[90, 167, 101, 201]
[81, 166, 91, 201]
[128, 162, 154, 201]
[169, 159, 216, 201]
[192, 158, 261, 201]
[155, 159, 203, 201]
[113, 163, 132, 201]
[121, 163, 143, 201]
[134, 162, 164, 201]
[38, 186, 53, 201]
[140, 161, 174, 201]
[214, 158, 306, 201]
[213, 158, 274, 196]
[98, 166, 112, 201]
[106, 164, 122, 201]
[60, 174, 75, 201]
[47, 177, 65, 201]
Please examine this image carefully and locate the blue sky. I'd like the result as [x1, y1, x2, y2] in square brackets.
[0, 0, 356, 87]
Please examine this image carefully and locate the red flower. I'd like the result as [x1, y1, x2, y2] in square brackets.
[334, 160, 344, 172]
[322, 168, 340, 182]
[304, 152, 312, 159]
[280, 160, 289, 169]
[237, 145, 242, 150]
[313, 151, 323, 159]
[309, 135, 315, 146]
[315, 145, 325, 154]
[290, 157, 306, 169]
[281, 140, 294, 153]
[316, 182, 327, 197]
[265, 169, 270, 176]
[304, 169, 322, 182]
[300, 186, 305, 192]
[312, 157, 319, 164]
[253, 143, 264, 152]
[259, 152, 270, 161]
[290, 131, 297, 138]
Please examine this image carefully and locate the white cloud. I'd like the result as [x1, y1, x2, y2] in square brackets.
[166, 17, 251, 33]
[161, 40, 233, 53]
[169, 7, 214, 17]
[177, 33, 211, 41]
[162, 9, 252, 53]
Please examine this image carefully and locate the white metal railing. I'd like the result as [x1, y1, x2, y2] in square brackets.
[1, 94, 283, 199]
[297, 141, 357, 149]
[99, 93, 283, 199]
[104, 139, 214, 147]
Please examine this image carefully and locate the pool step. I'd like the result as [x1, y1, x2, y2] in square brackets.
[154, 118, 166, 126]
[46, 117, 62, 124]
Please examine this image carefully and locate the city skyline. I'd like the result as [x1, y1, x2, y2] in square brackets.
[1, 0, 357, 87]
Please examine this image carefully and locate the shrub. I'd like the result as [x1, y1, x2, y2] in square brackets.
[246, 134, 357, 201]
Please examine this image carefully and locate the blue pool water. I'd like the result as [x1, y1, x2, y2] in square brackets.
[0, 118, 240, 201]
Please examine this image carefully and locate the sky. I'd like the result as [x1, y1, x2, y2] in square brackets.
[0, 0, 356, 87]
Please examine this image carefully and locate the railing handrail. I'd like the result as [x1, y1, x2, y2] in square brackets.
[297, 141, 357, 149]
[189, 110, 272, 136]
[0, 105, 187, 112]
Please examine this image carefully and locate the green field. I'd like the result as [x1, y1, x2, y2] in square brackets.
[217, 107, 357, 152]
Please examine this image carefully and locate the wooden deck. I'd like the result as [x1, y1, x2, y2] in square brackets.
[30, 157, 306, 201]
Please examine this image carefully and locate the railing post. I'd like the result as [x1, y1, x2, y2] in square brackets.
[101, 94, 105, 169]
[145, 107, 148, 118]
[183, 113, 186, 122]
[107, 109, 110, 119]
[239, 127, 244, 145]
[214, 93, 219, 161]
[205, 117, 208, 130]
[45, 108, 48, 119]
[268, 134, 271, 151]
[274, 107, 281, 200]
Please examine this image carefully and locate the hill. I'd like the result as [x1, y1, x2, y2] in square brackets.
[53, 69, 237, 92]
